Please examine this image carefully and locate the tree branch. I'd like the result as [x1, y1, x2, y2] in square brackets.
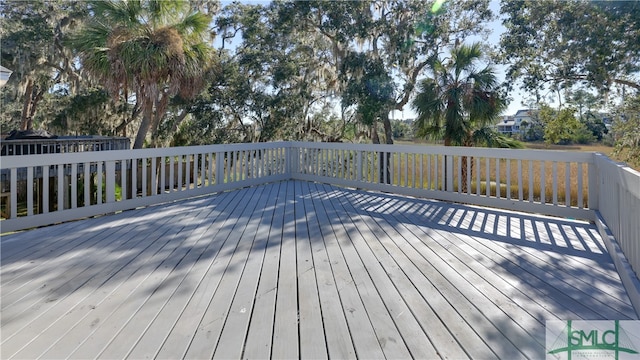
[395, 57, 432, 110]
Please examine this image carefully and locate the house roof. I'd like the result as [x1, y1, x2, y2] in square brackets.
[514, 109, 532, 117]
[498, 120, 516, 127]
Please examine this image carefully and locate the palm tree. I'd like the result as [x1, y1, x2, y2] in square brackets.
[70, 0, 213, 148]
[412, 43, 514, 191]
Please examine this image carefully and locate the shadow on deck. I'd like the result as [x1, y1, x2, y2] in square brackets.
[1, 180, 637, 359]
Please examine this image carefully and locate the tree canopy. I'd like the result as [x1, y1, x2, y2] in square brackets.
[499, 0, 640, 96]
[69, 0, 215, 148]
[412, 43, 505, 146]
[0, 0, 636, 167]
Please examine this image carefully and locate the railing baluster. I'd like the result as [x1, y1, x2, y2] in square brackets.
[209, 153, 214, 185]
[7, 169, 16, 218]
[552, 161, 558, 206]
[540, 161, 546, 204]
[57, 164, 64, 211]
[528, 160, 534, 203]
[169, 156, 175, 192]
[43, 165, 50, 213]
[121, 160, 127, 200]
[517, 160, 523, 201]
[69, 164, 77, 209]
[106, 161, 115, 203]
[151, 156, 157, 195]
[84, 162, 90, 206]
[485, 157, 491, 197]
[160, 156, 166, 193]
[190, 153, 197, 188]
[565, 162, 571, 207]
[496, 158, 500, 199]
[403, 153, 407, 187]
[457, 156, 462, 193]
[506, 159, 511, 200]
[419, 154, 424, 189]
[577, 163, 583, 209]
[177, 155, 183, 191]
[27, 167, 34, 215]
[141, 158, 147, 197]
[132, 158, 137, 198]
[186, 154, 192, 188]
[476, 156, 482, 196]
[467, 155, 472, 195]
[97, 161, 103, 205]
[433, 155, 438, 190]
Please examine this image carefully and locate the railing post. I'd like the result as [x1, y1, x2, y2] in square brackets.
[588, 153, 600, 210]
[357, 151, 363, 182]
[286, 143, 293, 178]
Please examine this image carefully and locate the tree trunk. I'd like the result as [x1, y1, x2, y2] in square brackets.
[149, 94, 170, 148]
[460, 155, 475, 193]
[20, 79, 35, 131]
[443, 137, 451, 191]
[460, 138, 475, 193]
[382, 114, 393, 184]
[371, 121, 380, 144]
[372, 121, 392, 184]
[382, 115, 394, 145]
[133, 100, 154, 149]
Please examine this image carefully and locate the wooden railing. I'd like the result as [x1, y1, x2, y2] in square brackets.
[291, 142, 595, 220]
[1, 141, 638, 279]
[0, 136, 130, 156]
[592, 154, 640, 280]
[0, 142, 289, 232]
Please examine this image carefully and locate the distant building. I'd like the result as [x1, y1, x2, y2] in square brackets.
[496, 109, 536, 135]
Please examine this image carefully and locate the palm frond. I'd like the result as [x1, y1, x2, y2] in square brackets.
[471, 127, 524, 148]
[412, 41, 506, 148]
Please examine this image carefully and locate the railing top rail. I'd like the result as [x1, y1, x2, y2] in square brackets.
[594, 152, 640, 198]
[0, 137, 130, 144]
[1, 141, 597, 169]
[0, 142, 289, 169]
[292, 141, 595, 162]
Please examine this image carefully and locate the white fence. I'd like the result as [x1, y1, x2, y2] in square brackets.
[1, 141, 638, 278]
[292, 142, 595, 219]
[1, 142, 289, 233]
[593, 154, 640, 280]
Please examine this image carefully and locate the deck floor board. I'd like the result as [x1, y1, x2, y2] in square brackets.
[1, 180, 637, 359]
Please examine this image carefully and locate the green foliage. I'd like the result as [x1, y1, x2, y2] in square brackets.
[611, 95, 640, 168]
[541, 106, 595, 145]
[581, 112, 608, 142]
[521, 118, 545, 142]
[69, 0, 215, 148]
[341, 53, 395, 127]
[412, 43, 505, 146]
[392, 120, 413, 140]
[1, 0, 88, 131]
[45, 88, 134, 136]
[500, 0, 640, 95]
[0, 0, 503, 148]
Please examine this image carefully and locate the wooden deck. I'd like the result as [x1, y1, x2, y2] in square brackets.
[1, 180, 637, 359]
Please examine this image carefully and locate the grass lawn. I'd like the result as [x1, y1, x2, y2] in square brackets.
[523, 142, 614, 155]
[392, 139, 635, 208]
